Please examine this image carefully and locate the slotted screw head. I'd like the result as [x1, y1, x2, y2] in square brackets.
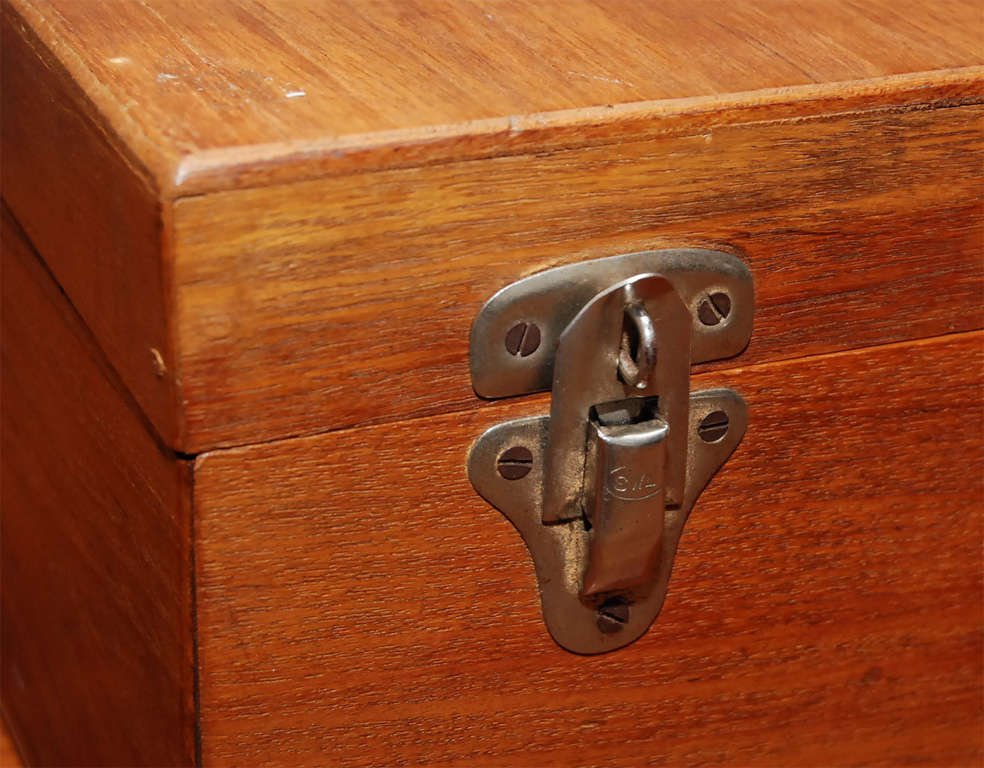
[596, 598, 630, 634]
[698, 410, 730, 443]
[697, 291, 732, 326]
[497, 445, 533, 480]
[504, 322, 541, 357]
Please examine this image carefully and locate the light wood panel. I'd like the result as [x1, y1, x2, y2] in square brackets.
[172, 102, 984, 450]
[8, 0, 983, 192]
[0, 208, 195, 767]
[194, 331, 984, 767]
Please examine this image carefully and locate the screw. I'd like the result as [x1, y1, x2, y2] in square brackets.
[497, 446, 533, 480]
[697, 291, 732, 326]
[504, 322, 541, 357]
[596, 598, 630, 634]
[698, 410, 730, 443]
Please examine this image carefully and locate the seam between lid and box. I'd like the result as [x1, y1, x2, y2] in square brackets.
[189, 327, 984, 462]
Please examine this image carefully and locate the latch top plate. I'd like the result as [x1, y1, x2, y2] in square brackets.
[470, 248, 754, 398]
[467, 249, 753, 654]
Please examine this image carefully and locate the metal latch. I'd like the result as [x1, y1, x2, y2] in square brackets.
[467, 249, 753, 653]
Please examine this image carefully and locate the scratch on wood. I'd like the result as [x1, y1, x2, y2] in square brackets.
[566, 70, 635, 88]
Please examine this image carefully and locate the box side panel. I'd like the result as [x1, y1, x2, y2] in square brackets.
[1, 3, 179, 447]
[194, 332, 983, 767]
[0, 208, 195, 766]
[172, 101, 984, 451]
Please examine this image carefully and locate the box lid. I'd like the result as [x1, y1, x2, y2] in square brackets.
[3, 0, 983, 451]
[10, 0, 984, 194]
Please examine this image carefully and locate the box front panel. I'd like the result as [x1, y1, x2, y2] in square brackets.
[194, 332, 983, 767]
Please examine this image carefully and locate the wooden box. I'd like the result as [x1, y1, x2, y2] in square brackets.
[2, 1, 982, 765]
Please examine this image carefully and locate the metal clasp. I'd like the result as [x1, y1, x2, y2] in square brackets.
[467, 249, 754, 654]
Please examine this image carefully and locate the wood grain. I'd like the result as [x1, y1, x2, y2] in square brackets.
[3, 3, 982, 763]
[1, 717, 22, 768]
[0, 208, 195, 767]
[8, 0, 983, 193]
[172, 103, 984, 450]
[5, 0, 983, 454]
[193, 331, 984, 767]
[1, 5, 178, 446]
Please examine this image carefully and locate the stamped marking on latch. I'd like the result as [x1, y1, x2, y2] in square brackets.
[605, 467, 662, 502]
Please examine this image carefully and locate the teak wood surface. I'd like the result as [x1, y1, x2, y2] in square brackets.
[2, 1, 983, 766]
[0, 209, 196, 766]
[2, 0, 983, 452]
[9, 0, 983, 191]
[172, 103, 984, 449]
[193, 332, 983, 766]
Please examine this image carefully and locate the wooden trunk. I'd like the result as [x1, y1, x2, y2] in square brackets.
[2, 1, 982, 765]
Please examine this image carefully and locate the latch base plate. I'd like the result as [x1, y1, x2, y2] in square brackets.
[468, 389, 747, 654]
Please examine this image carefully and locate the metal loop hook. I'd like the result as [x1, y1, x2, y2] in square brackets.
[617, 301, 657, 390]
